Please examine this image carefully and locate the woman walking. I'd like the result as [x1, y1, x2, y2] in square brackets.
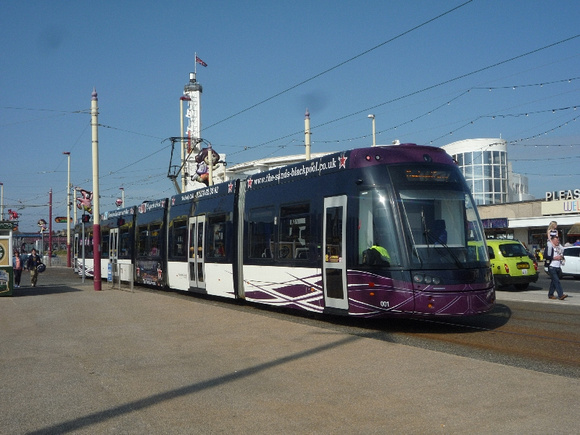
[12, 251, 23, 288]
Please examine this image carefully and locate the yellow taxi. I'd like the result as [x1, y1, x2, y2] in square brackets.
[486, 239, 538, 290]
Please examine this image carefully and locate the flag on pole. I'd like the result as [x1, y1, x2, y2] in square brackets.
[195, 55, 208, 67]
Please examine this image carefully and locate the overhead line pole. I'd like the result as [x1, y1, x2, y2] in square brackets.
[91, 88, 101, 290]
[63, 152, 71, 267]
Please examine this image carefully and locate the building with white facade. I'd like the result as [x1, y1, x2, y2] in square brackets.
[442, 138, 533, 205]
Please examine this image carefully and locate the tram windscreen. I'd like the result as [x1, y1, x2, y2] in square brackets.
[397, 189, 488, 268]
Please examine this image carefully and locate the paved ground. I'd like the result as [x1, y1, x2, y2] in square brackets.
[1, 268, 579, 434]
[495, 271, 580, 306]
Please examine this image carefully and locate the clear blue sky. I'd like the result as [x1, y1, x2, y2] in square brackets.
[1, 0, 579, 232]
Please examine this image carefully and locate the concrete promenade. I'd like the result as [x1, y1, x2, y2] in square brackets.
[1, 268, 578, 434]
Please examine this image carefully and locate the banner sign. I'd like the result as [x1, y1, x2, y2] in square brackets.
[0, 239, 9, 266]
[542, 199, 580, 215]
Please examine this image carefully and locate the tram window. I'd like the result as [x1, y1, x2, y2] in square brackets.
[279, 203, 310, 260]
[137, 226, 148, 257]
[101, 229, 109, 259]
[249, 206, 275, 259]
[150, 223, 162, 257]
[170, 218, 187, 259]
[119, 227, 131, 259]
[207, 214, 227, 259]
[83, 235, 94, 258]
[326, 206, 343, 260]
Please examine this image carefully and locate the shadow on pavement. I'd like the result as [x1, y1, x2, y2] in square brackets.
[27, 334, 361, 435]
[11, 285, 83, 297]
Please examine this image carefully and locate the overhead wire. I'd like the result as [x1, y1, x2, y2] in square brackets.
[226, 34, 580, 158]
[204, 0, 476, 131]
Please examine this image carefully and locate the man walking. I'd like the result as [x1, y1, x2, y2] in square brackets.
[546, 236, 568, 300]
[27, 249, 42, 287]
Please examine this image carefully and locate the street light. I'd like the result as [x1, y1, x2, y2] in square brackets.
[63, 152, 71, 267]
[0, 182, 4, 220]
[91, 88, 102, 290]
[367, 114, 376, 147]
[118, 187, 125, 207]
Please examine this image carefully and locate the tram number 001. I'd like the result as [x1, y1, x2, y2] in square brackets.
[380, 301, 390, 308]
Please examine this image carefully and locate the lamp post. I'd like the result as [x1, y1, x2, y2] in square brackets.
[119, 187, 125, 207]
[48, 189, 53, 265]
[91, 88, 101, 290]
[0, 182, 3, 220]
[367, 114, 376, 147]
[63, 152, 71, 267]
[304, 109, 311, 161]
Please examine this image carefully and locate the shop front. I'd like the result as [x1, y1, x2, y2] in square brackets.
[478, 192, 580, 254]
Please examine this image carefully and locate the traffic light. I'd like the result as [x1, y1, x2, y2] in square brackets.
[81, 214, 90, 223]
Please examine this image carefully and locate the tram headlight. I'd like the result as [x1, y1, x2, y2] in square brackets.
[412, 273, 442, 285]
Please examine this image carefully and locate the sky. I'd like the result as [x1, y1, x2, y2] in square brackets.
[1, 0, 579, 232]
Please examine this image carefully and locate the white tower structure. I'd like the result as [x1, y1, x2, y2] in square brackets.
[182, 72, 203, 192]
[181, 72, 226, 192]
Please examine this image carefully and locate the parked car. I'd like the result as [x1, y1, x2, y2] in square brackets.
[560, 246, 580, 279]
[486, 239, 539, 290]
[525, 249, 538, 269]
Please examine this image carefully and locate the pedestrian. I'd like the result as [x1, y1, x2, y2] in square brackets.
[12, 251, 23, 288]
[27, 248, 43, 287]
[545, 236, 568, 300]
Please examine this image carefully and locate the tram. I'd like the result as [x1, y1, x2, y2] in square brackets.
[74, 144, 495, 317]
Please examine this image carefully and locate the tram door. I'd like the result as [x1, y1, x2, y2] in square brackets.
[322, 196, 348, 311]
[109, 228, 119, 280]
[188, 216, 206, 290]
[109, 228, 119, 263]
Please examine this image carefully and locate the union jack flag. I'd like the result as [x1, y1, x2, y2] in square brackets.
[195, 55, 207, 67]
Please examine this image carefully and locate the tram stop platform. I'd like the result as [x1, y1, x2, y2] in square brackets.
[1, 268, 578, 434]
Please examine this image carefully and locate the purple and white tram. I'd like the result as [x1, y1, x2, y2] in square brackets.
[75, 144, 495, 318]
[74, 206, 136, 280]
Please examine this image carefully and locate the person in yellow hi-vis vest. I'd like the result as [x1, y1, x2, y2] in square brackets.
[363, 241, 390, 265]
[370, 244, 390, 261]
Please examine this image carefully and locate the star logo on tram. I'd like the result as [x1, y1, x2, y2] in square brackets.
[247, 178, 253, 189]
[339, 154, 348, 168]
[228, 182, 234, 193]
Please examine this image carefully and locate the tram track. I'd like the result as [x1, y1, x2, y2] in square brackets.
[333, 301, 580, 378]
